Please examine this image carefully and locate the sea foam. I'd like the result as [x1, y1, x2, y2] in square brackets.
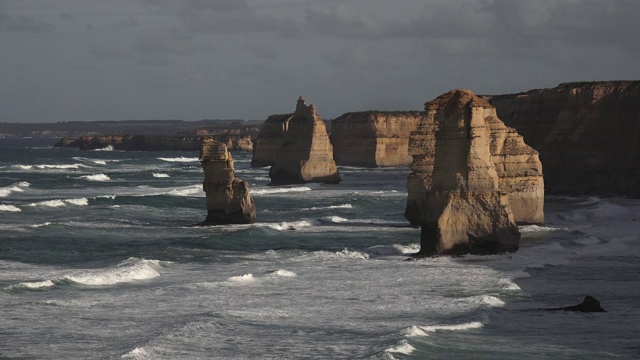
[64, 258, 161, 286]
[0, 181, 30, 197]
[152, 173, 170, 178]
[157, 156, 199, 162]
[79, 173, 111, 181]
[0, 204, 21, 212]
[385, 340, 415, 355]
[28, 198, 89, 207]
[418, 321, 484, 333]
[251, 186, 312, 195]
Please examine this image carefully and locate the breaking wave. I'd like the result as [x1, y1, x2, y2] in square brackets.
[28, 198, 89, 207]
[152, 173, 170, 178]
[0, 181, 30, 197]
[79, 173, 111, 181]
[92, 145, 114, 151]
[157, 156, 199, 162]
[63, 258, 163, 286]
[251, 186, 312, 195]
[0, 204, 21, 212]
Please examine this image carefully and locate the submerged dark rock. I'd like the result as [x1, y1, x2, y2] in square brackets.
[544, 296, 607, 313]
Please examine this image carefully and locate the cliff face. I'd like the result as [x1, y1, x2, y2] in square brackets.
[250, 114, 292, 167]
[410, 90, 521, 256]
[200, 138, 256, 225]
[406, 91, 544, 227]
[54, 134, 253, 152]
[330, 112, 426, 167]
[268, 97, 341, 185]
[484, 81, 640, 197]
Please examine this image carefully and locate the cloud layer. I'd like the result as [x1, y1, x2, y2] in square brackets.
[1, 0, 638, 122]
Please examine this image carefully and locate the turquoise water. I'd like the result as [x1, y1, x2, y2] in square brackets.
[1, 138, 639, 359]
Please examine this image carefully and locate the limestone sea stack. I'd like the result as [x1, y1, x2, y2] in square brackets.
[407, 89, 523, 256]
[268, 97, 341, 185]
[250, 114, 292, 168]
[200, 138, 256, 225]
[330, 111, 427, 167]
[406, 92, 544, 227]
[484, 81, 640, 197]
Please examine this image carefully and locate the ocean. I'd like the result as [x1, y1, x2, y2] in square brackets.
[1, 137, 639, 359]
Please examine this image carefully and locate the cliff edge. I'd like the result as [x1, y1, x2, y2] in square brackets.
[484, 81, 640, 197]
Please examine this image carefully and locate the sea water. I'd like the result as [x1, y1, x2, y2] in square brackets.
[1, 138, 639, 359]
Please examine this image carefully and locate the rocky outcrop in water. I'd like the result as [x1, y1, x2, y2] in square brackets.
[268, 97, 341, 185]
[54, 134, 254, 152]
[484, 81, 640, 197]
[407, 89, 526, 256]
[250, 114, 292, 167]
[330, 111, 426, 167]
[200, 138, 256, 225]
[407, 91, 544, 227]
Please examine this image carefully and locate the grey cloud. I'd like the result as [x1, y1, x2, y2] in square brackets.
[0, 13, 55, 33]
[132, 28, 214, 55]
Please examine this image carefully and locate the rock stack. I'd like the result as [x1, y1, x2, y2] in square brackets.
[250, 113, 292, 168]
[330, 111, 427, 167]
[200, 138, 257, 225]
[406, 89, 529, 256]
[268, 97, 341, 185]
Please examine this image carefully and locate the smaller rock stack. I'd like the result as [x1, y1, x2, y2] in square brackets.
[268, 97, 341, 185]
[200, 138, 257, 225]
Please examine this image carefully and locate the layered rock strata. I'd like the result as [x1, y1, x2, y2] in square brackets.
[200, 138, 256, 225]
[250, 114, 292, 167]
[407, 89, 528, 256]
[330, 111, 426, 167]
[406, 92, 544, 227]
[484, 81, 640, 197]
[268, 97, 341, 185]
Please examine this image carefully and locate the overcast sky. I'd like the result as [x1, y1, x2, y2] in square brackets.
[1, 0, 638, 123]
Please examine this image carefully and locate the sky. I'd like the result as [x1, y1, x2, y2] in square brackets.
[1, 0, 638, 123]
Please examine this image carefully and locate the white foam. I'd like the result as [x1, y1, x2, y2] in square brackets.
[35, 163, 86, 170]
[271, 269, 297, 277]
[519, 225, 565, 232]
[167, 184, 202, 197]
[419, 321, 484, 333]
[92, 145, 114, 151]
[73, 157, 107, 165]
[121, 347, 149, 359]
[254, 176, 270, 181]
[31, 222, 52, 228]
[403, 325, 430, 337]
[498, 278, 521, 291]
[227, 273, 256, 283]
[385, 340, 415, 355]
[157, 156, 199, 162]
[0, 204, 21, 212]
[251, 186, 312, 195]
[321, 216, 349, 223]
[152, 173, 170, 178]
[261, 220, 315, 231]
[0, 181, 30, 197]
[366, 243, 420, 256]
[29, 197, 91, 208]
[15, 280, 55, 289]
[64, 258, 161, 286]
[479, 295, 505, 307]
[79, 173, 111, 181]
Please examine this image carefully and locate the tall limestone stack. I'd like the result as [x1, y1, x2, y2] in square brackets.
[407, 89, 524, 256]
[330, 111, 426, 167]
[406, 92, 544, 227]
[484, 81, 640, 197]
[250, 113, 293, 168]
[268, 97, 341, 185]
[200, 138, 257, 225]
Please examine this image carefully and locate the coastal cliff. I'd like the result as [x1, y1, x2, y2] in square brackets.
[268, 97, 341, 185]
[330, 111, 426, 167]
[484, 81, 640, 197]
[54, 134, 254, 152]
[409, 90, 522, 256]
[200, 138, 256, 225]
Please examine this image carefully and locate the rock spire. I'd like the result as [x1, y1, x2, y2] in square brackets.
[200, 138, 257, 225]
[268, 97, 341, 185]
